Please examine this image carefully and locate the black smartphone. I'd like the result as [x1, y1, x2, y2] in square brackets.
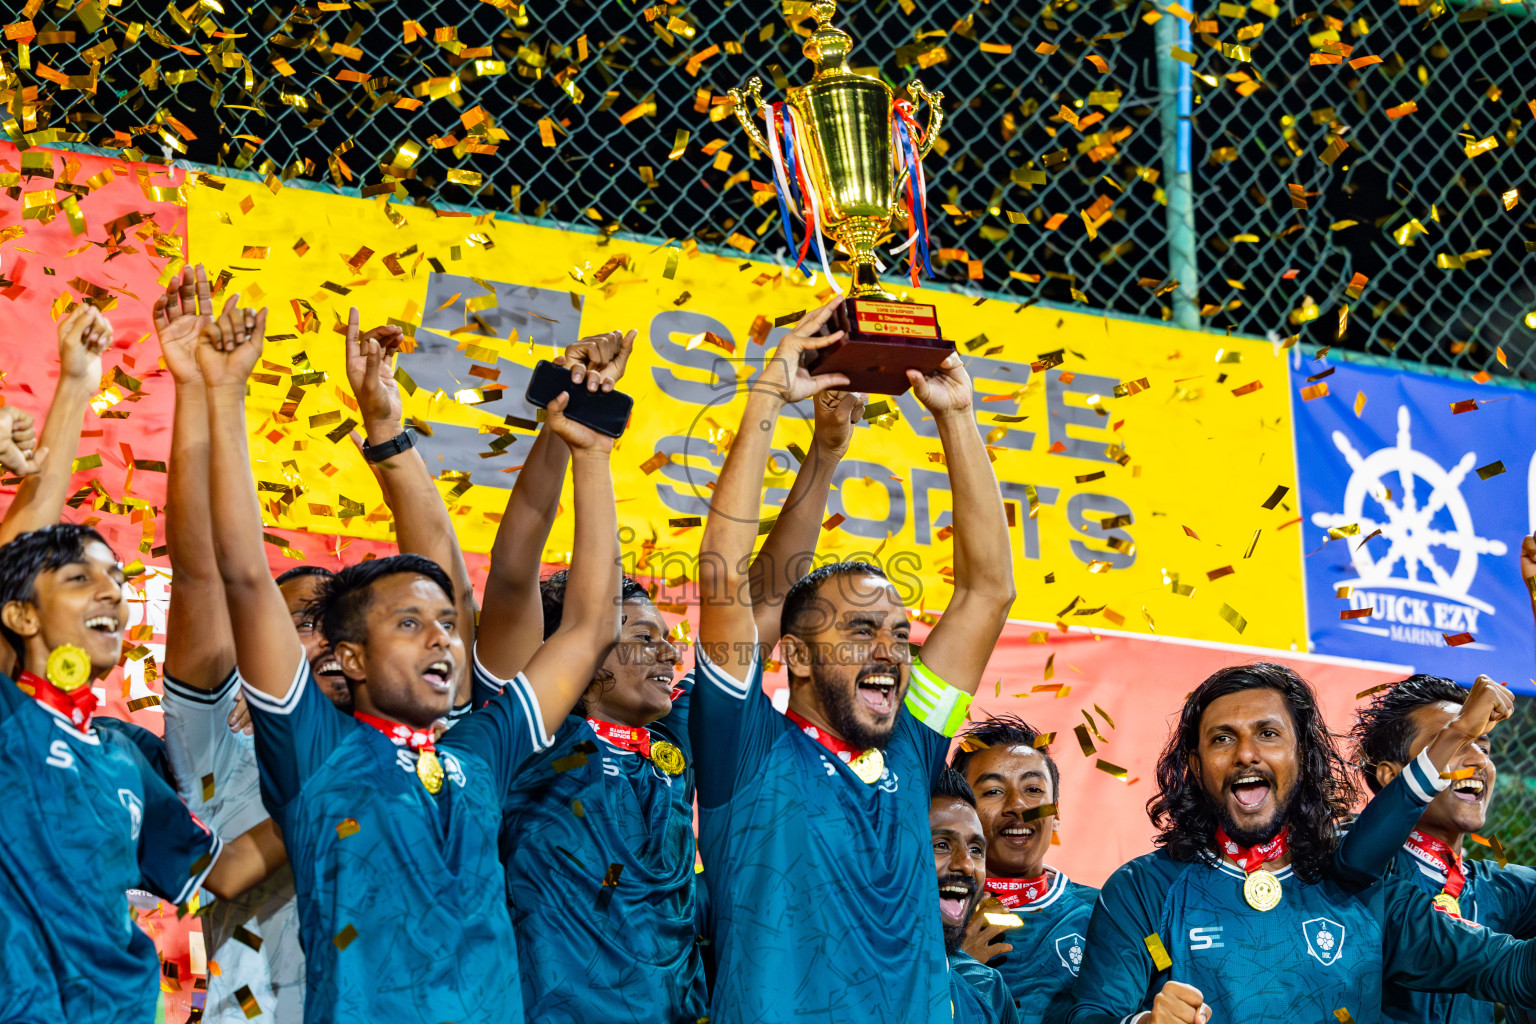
[523, 360, 634, 439]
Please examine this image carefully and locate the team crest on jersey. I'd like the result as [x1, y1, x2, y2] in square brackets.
[1302, 916, 1346, 967]
[118, 788, 144, 841]
[1055, 933, 1085, 976]
[443, 753, 467, 788]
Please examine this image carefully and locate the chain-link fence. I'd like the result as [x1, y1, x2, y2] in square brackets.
[8, 0, 1536, 852]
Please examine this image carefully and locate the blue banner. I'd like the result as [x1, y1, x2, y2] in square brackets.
[1293, 359, 1536, 694]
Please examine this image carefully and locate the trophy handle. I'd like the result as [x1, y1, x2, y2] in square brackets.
[903, 79, 945, 160]
[727, 77, 772, 153]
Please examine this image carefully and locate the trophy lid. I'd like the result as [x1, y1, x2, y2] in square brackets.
[803, 0, 855, 79]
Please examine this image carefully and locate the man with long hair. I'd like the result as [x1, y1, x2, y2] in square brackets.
[693, 298, 1016, 1023]
[1069, 662, 1536, 1024]
[952, 714, 1095, 1023]
[1343, 673, 1530, 1024]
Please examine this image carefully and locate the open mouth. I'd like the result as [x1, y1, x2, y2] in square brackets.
[1000, 824, 1037, 845]
[84, 614, 121, 637]
[648, 668, 676, 689]
[1229, 773, 1273, 811]
[1451, 777, 1486, 803]
[938, 878, 975, 924]
[315, 657, 344, 678]
[856, 671, 897, 715]
[421, 660, 453, 693]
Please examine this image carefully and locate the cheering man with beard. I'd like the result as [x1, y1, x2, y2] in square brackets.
[933, 768, 1023, 1024]
[1342, 673, 1530, 1024]
[694, 298, 1016, 1024]
[200, 295, 622, 1022]
[1069, 662, 1536, 1024]
[471, 332, 867, 1023]
[953, 716, 1096, 1023]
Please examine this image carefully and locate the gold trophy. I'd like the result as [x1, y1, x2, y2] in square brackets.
[729, 0, 953, 395]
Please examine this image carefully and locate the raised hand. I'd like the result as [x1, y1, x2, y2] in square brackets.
[58, 302, 113, 383]
[1148, 980, 1212, 1024]
[811, 389, 866, 458]
[544, 391, 613, 454]
[197, 293, 267, 390]
[561, 329, 637, 392]
[153, 265, 223, 385]
[1449, 674, 1514, 741]
[960, 897, 1016, 965]
[0, 409, 45, 478]
[756, 297, 851, 404]
[1521, 533, 1536, 596]
[342, 308, 406, 432]
[906, 350, 974, 415]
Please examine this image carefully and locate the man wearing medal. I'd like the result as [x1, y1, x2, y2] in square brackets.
[1070, 662, 1536, 1024]
[1341, 671, 1533, 1024]
[470, 332, 866, 1023]
[199, 296, 623, 1023]
[951, 714, 1098, 1024]
[692, 298, 1016, 1024]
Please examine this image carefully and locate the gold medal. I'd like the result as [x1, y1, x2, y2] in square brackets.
[649, 739, 687, 775]
[848, 747, 885, 785]
[1433, 892, 1461, 917]
[45, 643, 91, 692]
[416, 748, 444, 795]
[1243, 868, 1283, 912]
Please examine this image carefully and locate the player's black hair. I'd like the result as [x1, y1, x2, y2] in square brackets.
[275, 564, 334, 587]
[950, 714, 1062, 809]
[310, 554, 455, 649]
[932, 767, 977, 808]
[1148, 662, 1358, 884]
[0, 524, 114, 661]
[1351, 674, 1467, 794]
[539, 569, 649, 641]
[780, 561, 890, 637]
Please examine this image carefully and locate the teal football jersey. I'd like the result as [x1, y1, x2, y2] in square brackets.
[1334, 746, 1536, 1024]
[1069, 847, 1536, 1023]
[690, 647, 951, 1024]
[986, 870, 1096, 1024]
[0, 672, 220, 1023]
[245, 660, 551, 1024]
[950, 952, 1022, 1024]
[473, 656, 707, 1024]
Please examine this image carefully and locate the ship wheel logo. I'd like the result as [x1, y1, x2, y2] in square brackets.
[1309, 405, 1505, 612]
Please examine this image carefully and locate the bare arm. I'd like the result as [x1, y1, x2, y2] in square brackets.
[746, 389, 864, 653]
[902, 353, 1015, 695]
[159, 267, 238, 690]
[697, 300, 850, 684]
[517, 394, 623, 735]
[0, 305, 112, 545]
[203, 818, 287, 901]
[477, 329, 635, 680]
[196, 279, 302, 699]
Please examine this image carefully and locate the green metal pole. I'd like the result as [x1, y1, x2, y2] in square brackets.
[1155, 8, 1199, 330]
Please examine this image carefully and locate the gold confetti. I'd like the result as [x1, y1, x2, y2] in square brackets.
[333, 924, 358, 950]
[336, 818, 360, 839]
[1355, 682, 1392, 700]
[1144, 934, 1173, 971]
[1335, 1011, 1356, 1024]
[1443, 632, 1475, 647]
[822, 513, 846, 531]
[1074, 723, 1096, 757]
[1218, 604, 1247, 634]
[1301, 382, 1330, 401]
[1476, 461, 1506, 480]
[985, 911, 1025, 928]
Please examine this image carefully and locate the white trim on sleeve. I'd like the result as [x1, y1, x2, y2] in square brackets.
[1402, 745, 1452, 806]
[240, 660, 308, 716]
[170, 834, 224, 908]
[695, 632, 758, 700]
[503, 671, 557, 752]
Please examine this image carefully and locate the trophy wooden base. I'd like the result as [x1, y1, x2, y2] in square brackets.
[807, 298, 954, 395]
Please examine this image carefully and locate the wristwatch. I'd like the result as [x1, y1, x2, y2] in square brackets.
[361, 427, 417, 463]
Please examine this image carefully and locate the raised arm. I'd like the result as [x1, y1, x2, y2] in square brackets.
[196, 278, 301, 698]
[343, 308, 476, 700]
[477, 330, 635, 680]
[0, 305, 113, 545]
[902, 353, 1015, 695]
[697, 299, 850, 684]
[158, 267, 238, 690]
[746, 389, 865, 653]
[517, 393, 623, 735]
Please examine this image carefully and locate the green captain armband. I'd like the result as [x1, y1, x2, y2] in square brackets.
[905, 658, 972, 737]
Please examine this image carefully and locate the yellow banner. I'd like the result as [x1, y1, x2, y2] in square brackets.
[187, 180, 1305, 650]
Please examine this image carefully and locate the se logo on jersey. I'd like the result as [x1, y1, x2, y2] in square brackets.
[1056, 933, 1085, 976]
[1302, 916, 1346, 967]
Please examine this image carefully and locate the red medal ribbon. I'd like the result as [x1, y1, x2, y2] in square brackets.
[18, 670, 97, 733]
[985, 874, 1050, 909]
[1406, 829, 1466, 898]
[784, 706, 867, 765]
[1215, 826, 1289, 873]
[354, 711, 436, 752]
[587, 717, 652, 758]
